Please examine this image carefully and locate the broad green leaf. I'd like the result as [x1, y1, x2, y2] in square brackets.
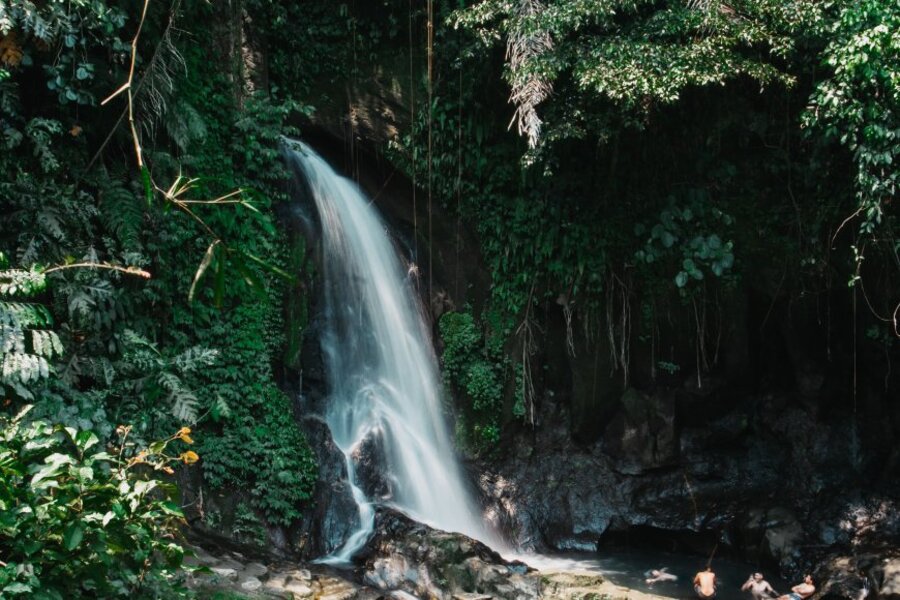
[75, 430, 99, 452]
[63, 522, 85, 550]
[159, 501, 184, 517]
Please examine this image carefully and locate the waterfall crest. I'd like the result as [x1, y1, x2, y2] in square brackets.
[284, 140, 494, 563]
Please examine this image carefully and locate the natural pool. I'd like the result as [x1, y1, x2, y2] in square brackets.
[518, 549, 790, 600]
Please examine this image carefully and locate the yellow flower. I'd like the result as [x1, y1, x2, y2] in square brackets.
[127, 450, 148, 467]
[180, 451, 199, 464]
[175, 427, 194, 444]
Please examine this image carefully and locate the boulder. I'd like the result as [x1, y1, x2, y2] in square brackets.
[295, 416, 361, 558]
[243, 561, 268, 578]
[815, 555, 873, 600]
[872, 556, 900, 600]
[239, 576, 263, 592]
[210, 566, 239, 581]
[357, 507, 540, 599]
[352, 428, 392, 500]
[762, 507, 804, 571]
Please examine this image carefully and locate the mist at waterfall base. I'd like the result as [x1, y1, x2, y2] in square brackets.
[283, 140, 501, 564]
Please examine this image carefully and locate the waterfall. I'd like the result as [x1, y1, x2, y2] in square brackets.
[283, 140, 495, 563]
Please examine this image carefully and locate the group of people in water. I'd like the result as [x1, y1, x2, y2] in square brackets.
[644, 566, 816, 600]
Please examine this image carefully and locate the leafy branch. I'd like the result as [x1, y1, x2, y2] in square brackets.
[97, 0, 293, 305]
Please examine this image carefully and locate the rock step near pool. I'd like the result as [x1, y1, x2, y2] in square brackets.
[184, 508, 685, 600]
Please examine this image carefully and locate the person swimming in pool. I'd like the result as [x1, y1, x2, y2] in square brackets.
[742, 572, 778, 600]
[694, 566, 717, 599]
[778, 575, 815, 600]
[645, 568, 678, 585]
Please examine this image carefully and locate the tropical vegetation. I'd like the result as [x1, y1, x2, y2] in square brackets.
[0, 0, 897, 595]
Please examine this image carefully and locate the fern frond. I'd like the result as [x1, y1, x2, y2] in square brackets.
[67, 279, 115, 322]
[173, 346, 218, 372]
[30, 329, 62, 358]
[0, 263, 59, 399]
[156, 370, 182, 393]
[1, 351, 49, 384]
[0, 301, 53, 328]
[36, 208, 64, 240]
[0, 324, 25, 353]
[99, 175, 144, 250]
[135, 27, 185, 143]
[156, 370, 200, 422]
[212, 395, 231, 420]
[0, 267, 47, 296]
[165, 99, 207, 151]
[171, 389, 199, 423]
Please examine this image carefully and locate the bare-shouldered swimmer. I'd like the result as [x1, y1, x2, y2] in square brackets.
[646, 568, 678, 585]
[743, 573, 778, 600]
[694, 567, 717, 599]
[778, 575, 815, 600]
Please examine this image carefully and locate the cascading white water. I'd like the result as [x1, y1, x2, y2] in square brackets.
[284, 140, 495, 563]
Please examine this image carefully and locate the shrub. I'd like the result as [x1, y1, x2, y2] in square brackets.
[0, 408, 196, 599]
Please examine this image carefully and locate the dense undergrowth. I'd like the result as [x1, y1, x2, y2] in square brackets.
[0, 1, 318, 595]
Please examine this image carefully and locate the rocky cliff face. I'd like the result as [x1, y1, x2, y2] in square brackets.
[478, 383, 899, 563]
[470, 312, 900, 592]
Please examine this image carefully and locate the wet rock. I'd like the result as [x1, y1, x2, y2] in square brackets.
[286, 568, 312, 581]
[283, 581, 314, 597]
[872, 556, 900, 600]
[815, 555, 873, 600]
[295, 416, 361, 558]
[244, 561, 269, 577]
[210, 566, 239, 581]
[566, 325, 620, 443]
[353, 429, 392, 500]
[218, 556, 245, 571]
[239, 576, 263, 592]
[358, 507, 540, 599]
[604, 388, 677, 474]
[761, 507, 804, 571]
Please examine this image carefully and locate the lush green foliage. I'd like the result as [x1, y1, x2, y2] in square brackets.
[0, 408, 195, 599]
[0, 0, 319, 577]
[439, 311, 510, 451]
[0, 263, 61, 400]
[381, 0, 900, 437]
[455, 0, 820, 148]
[2, 0, 899, 580]
[804, 0, 899, 236]
[634, 194, 737, 291]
